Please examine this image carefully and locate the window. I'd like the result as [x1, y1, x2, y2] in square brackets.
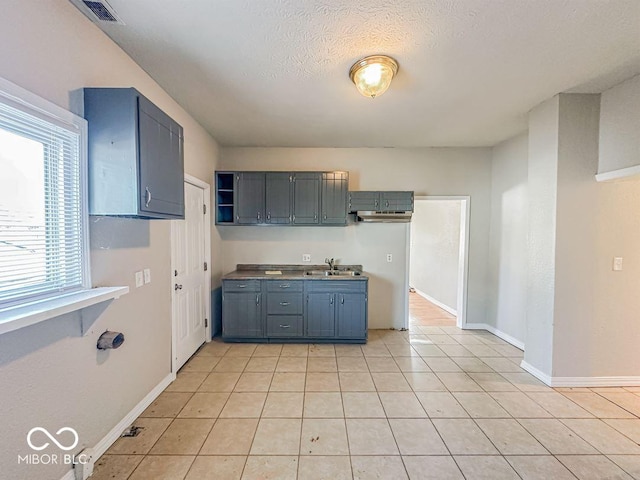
[0, 80, 89, 309]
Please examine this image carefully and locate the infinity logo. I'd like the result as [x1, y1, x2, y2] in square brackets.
[26, 427, 79, 451]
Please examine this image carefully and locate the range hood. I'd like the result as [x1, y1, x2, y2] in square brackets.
[355, 210, 412, 223]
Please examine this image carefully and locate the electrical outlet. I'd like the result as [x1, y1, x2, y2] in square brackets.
[143, 268, 151, 284]
[386, 253, 393, 263]
[135, 271, 144, 288]
[302, 254, 311, 262]
[613, 257, 623, 271]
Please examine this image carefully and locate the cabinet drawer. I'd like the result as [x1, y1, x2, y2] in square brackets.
[267, 293, 303, 314]
[223, 279, 261, 292]
[266, 280, 303, 292]
[305, 280, 367, 293]
[267, 315, 303, 337]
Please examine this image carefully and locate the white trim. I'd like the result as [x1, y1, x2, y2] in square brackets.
[520, 361, 640, 387]
[403, 222, 411, 330]
[409, 196, 470, 329]
[464, 322, 525, 350]
[171, 175, 212, 375]
[520, 360, 552, 386]
[58, 373, 175, 480]
[413, 288, 457, 316]
[60, 470, 75, 480]
[595, 165, 640, 182]
[0, 286, 128, 335]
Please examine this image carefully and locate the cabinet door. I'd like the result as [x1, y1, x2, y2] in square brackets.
[337, 293, 367, 339]
[380, 191, 414, 212]
[306, 293, 336, 337]
[223, 291, 263, 338]
[236, 172, 265, 224]
[292, 173, 320, 224]
[138, 96, 185, 218]
[265, 172, 292, 224]
[321, 172, 348, 225]
[348, 191, 380, 212]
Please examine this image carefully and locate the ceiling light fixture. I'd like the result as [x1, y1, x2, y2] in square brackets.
[349, 55, 399, 99]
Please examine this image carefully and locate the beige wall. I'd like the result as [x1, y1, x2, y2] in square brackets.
[553, 94, 640, 378]
[220, 147, 493, 329]
[524, 92, 640, 382]
[0, 2, 220, 479]
[410, 199, 462, 312]
[486, 133, 528, 344]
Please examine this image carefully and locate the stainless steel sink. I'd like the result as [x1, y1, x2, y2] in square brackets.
[304, 270, 361, 277]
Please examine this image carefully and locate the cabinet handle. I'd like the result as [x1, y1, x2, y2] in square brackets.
[341, 296, 344, 304]
[145, 187, 152, 207]
[257, 212, 261, 221]
[267, 212, 271, 220]
[279, 284, 290, 288]
[238, 284, 247, 288]
[385, 200, 389, 208]
[330, 297, 334, 305]
[279, 324, 291, 328]
[314, 213, 318, 220]
[323, 213, 327, 220]
[279, 301, 290, 306]
[174, 284, 182, 291]
[256, 294, 260, 305]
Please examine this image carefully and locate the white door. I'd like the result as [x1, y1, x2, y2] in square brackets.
[172, 182, 207, 370]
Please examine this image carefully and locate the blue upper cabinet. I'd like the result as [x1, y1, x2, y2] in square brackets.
[83, 88, 185, 219]
[321, 171, 349, 225]
[216, 171, 348, 226]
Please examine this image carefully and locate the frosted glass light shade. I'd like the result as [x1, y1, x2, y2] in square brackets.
[349, 55, 398, 98]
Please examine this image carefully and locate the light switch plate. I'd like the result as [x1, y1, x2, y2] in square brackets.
[302, 254, 311, 262]
[135, 271, 144, 288]
[143, 268, 151, 284]
[613, 257, 623, 271]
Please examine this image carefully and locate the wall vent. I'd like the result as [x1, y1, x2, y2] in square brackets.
[69, 0, 125, 25]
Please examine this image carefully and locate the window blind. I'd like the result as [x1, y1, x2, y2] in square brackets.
[0, 98, 86, 307]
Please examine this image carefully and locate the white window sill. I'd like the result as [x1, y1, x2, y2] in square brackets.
[0, 286, 129, 335]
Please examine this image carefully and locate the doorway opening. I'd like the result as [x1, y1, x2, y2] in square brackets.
[171, 175, 211, 373]
[407, 196, 469, 329]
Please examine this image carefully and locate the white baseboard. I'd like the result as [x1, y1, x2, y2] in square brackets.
[520, 360, 552, 386]
[413, 288, 457, 316]
[521, 361, 640, 387]
[59, 372, 175, 480]
[60, 470, 75, 480]
[463, 322, 525, 350]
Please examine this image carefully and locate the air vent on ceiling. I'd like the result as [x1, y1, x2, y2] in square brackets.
[69, 0, 125, 25]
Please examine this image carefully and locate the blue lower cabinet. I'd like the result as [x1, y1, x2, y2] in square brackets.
[221, 278, 367, 343]
[222, 291, 263, 339]
[306, 293, 336, 337]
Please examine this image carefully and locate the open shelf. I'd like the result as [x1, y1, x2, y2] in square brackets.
[216, 172, 236, 224]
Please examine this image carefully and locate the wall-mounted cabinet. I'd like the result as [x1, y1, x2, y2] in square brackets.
[84, 87, 185, 219]
[348, 191, 414, 212]
[216, 171, 348, 226]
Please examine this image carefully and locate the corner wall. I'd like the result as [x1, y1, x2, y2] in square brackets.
[220, 147, 493, 329]
[0, 2, 220, 479]
[486, 133, 528, 344]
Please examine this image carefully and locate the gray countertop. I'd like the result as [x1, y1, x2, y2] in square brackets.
[223, 264, 368, 280]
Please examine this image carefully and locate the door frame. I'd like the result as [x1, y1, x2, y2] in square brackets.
[170, 174, 212, 375]
[406, 196, 470, 329]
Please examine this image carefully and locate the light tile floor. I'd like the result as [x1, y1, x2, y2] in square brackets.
[93, 302, 640, 479]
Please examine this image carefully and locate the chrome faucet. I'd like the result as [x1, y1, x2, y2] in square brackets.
[325, 257, 336, 271]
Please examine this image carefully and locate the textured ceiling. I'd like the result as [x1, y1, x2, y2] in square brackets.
[89, 0, 639, 147]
